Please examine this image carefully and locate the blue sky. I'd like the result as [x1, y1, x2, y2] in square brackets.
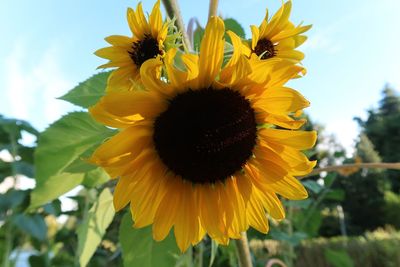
[1, 0, 399, 151]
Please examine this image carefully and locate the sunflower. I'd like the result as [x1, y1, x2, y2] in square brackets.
[95, 0, 169, 91]
[242, 1, 311, 63]
[89, 17, 317, 252]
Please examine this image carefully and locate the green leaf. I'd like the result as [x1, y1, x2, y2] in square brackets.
[0, 189, 28, 211]
[209, 240, 218, 267]
[193, 26, 205, 52]
[30, 172, 85, 209]
[302, 180, 323, 194]
[59, 72, 110, 108]
[77, 188, 115, 267]
[29, 254, 49, 267]
[269, 230, 307, 246]
[82, 167, 110, 188]
[324, 249, 354, 267]
[224, 18, 245, 40]
[119, 212, 180, 267]
[283, 199, 312, 209]
[324, 173, 337, 187]
[12, 214, 47, 241]
[35, 112, 114, 183]
[299, 210, 322, 237]
[325, 189, 345, 201]
[63, 146, 100, 174]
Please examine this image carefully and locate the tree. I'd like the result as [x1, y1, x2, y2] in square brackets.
[355, 85, 400, 191]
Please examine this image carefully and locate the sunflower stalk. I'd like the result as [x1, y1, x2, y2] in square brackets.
[235, 232, 253, 267]
[208, 0, 219, 20]
[161, 0, 192, 50]
[302, 162, 400, 178]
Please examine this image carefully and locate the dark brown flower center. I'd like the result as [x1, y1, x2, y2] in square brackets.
[129, 34, 162, 67]
[254, 38, 276, 59]
[153, 88, 257, 184]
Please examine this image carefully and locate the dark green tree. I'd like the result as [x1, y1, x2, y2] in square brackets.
[332, 134, 387, 235]
[355, 85, 400, 191]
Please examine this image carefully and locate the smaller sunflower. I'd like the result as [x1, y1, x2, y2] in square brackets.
[95, 0, 169, 91]
[243, 1, 311, 63]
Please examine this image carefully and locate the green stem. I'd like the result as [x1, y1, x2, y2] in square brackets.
[74, 192, 91, 267]
[302, 162, 400, 179]
[2, 133, 19, 267]
[208, 0, 219, 20]
[161, 0, 192, 50]
[3, 223, 13, 267]
[286, 206, 294, 267]
[235, 232, 253, 267]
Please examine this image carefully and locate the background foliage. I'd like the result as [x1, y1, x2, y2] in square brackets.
[1, 18, 400, 267]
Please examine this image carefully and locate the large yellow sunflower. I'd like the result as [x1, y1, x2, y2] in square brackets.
[95, 0, 169, 91]
[89, 17, 317, 252]
[243, 1, 311, 63]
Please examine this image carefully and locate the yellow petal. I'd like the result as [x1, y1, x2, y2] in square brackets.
[90, 103, 142, 128]
[174, 181, 198, 252]
[153, 175, 181, 241]
[271, 25, 312, 43]
[95, 90, 167, 119]
[127, 7, 144, 39]
[258, 128, 317, 150]
[246, 191, 269, 233]
[199, 184, 226, 238]
[104, 35, 133, 47]
[132, 167, 168, 228]
[149, 0, 163, 39]
[90, 122, 152, 166]
[265, 2, 292, 38]
[107, 66, 138, 91]
[250, 25, 260, 50]
[253, 87, 310, 114]
[276, 50, 305, 61]
[255, 111, 306, 129]
[140, 58, 174, 96]
[180, 53, 199, 81]
[164, 48, 188, 89]
[198, 16, 225, 88]
[256, 189, 285, 220]
[113, 175, 136, 211]
[248, 159, 308, 200]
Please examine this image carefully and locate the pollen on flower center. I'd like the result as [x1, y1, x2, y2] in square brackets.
[153, 88, 257, 184]
[129, 35, 161, 67]
[254, 38, 276, 59]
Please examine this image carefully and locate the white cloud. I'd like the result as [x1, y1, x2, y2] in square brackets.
[4, 41, 76, 131]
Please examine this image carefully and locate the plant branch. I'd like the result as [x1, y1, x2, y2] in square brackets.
[208, 0, 219, 20]
[301, 162, 400, 179]
[161, 0, 191, 50]
[235, 232, 253, 267]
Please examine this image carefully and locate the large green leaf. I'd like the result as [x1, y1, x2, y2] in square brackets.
[224, 18, 245, 40]
[77, 188, 115, 267]
[30, 172, 85, 209]
[82, 167, 110, 188]
[12, 214, 47, 241]
[302, 180, 323, 194]
[119, 212, 180, 267]
[35, 112, 114, 183]
[193, 26, 205, 52]
[59, 72, 110, 109]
